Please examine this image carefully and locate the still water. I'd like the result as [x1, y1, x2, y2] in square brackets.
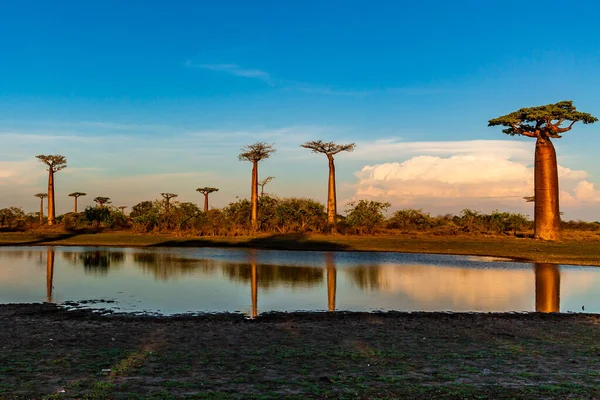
[0, 246, 596, 316]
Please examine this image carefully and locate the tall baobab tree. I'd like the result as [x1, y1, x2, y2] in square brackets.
[238, 142, 276, 231]
[301, 140, 356, 226]
[93, 197, 111, 207]
[489, 101, 597, 240]
[35, 155, 67, 226]
[258, 176, 274, 197]
[68, 192, 87, 213]
[34, 193, 48, 224]
[196, 187, 219, 212]
[118, 206, 127, 214]
[160, 193, 178, 213]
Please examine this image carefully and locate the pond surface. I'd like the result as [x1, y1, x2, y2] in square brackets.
[0, 246, 597, 316]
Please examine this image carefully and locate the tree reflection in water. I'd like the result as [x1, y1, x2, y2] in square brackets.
[535, 263, 560, 313]
[133, 253, 219, 281]
[46, 248, 54, 303]
[326, 252, 336, 312]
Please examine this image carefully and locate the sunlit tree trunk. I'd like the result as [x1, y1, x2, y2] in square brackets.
[47, 170, 55, 225]
[534, 138, 560, 240]
[326, 253, 336, 312]
[204, 194, 209, 212]
[39, 198, 44, 224]
[327, 155, 337, 226]
[535, 263, 560, 313]
[46, 249, 55, 303]
[73, 196, 78, 213]
[251, 161, 258, 231]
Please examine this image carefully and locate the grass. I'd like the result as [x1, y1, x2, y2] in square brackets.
[1, 230, 600, 265]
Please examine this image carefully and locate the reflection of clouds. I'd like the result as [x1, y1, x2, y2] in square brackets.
[365, 265, 534, 311]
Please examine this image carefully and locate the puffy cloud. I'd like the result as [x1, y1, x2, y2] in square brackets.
[352, 143, 599, 218]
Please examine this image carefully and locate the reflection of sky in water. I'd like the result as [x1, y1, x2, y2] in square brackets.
[0, 246, 598, 315]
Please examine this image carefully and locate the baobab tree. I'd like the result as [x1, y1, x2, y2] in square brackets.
[238, 142, 276, 231]
[68, 192, 87, 213]
[196, 187, 219, 212]
[34, 193, 48, 224]
[489, 101, 597, 240]
[301, 140, 356, 226]
[93, 197, 111, 207]
[160, 193, 178, 213]
[118, 206, 127, 214]
[258, 176, 274, 197]
[35, 155, 67, 226]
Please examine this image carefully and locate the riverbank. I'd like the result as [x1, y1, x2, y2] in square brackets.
[1, 303, 599, 399]
[1, 231, 600, 266]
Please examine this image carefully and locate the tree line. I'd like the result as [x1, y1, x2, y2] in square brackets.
[1, 101, 598, 240]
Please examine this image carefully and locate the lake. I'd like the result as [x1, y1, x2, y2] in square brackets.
[0, 246, 596, 315]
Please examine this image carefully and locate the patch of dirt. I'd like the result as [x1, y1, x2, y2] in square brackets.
[1, 304, 600, 399]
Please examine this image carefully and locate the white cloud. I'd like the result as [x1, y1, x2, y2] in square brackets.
[351, 141, 599, 217]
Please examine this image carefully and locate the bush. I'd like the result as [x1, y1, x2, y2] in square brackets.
[345, 200, 391, 234]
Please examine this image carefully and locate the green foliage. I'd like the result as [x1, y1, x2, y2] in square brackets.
[345, 200, 391, 234]
[84, 206, 111, 229]
[488, 100, 597, 137]
[0, 207, 26, 230]
[62, 212, 87, 230]
[387, 209, 432, 231]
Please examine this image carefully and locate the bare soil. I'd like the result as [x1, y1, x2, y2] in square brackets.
[2, 304, 600, 399]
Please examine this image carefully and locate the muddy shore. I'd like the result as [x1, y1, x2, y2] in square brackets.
[1, 303, 600, 399]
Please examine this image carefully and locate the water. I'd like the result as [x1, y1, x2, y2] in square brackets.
[0, 246, 596, 316]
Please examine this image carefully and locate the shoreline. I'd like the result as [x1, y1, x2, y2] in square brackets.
[1, 231, 600, 266]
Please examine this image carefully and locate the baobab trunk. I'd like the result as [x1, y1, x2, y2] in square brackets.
[47, 170, 55, 225]
[327, 155, 337, 225]
[535, 263, 560, 313]
[251, 161, 258, 231]
[39, 198, 44, 224]
[73, 196, 78, 213]
[203, 194, 209, 212]
[534, 138, 560, 240]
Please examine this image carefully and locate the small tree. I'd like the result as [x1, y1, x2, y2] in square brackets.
[93, 197, 111, 207]
[345, 200, 391, 234]
[34, 193, 48, 224]
[196, 187, 219, 212]
[258, 176, 274, 197]
[238, 142, 276, 231]
[301, 141, 355, 227]
[160, 193, 178, 214]
[489, 101, 597, 240]
[68, 192, 87, 213]
[35, 155, 67, 225]
[118, 206, 127, 214]
[84, 205, 111, 229]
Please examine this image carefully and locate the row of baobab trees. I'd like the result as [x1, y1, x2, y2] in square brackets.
[31, 101, 597, 240]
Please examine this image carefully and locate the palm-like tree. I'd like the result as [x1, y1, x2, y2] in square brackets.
[34, 193, 48, 224]
[118, 206, 127, 214]
[489, 101, 597, 240]
[196, 187, 219, 212]
[301, 141, 355, 227]
[238, 142, 276, 231]
[35, 155, 67, 225]
[68, 192, 87, 213]
[93, 197, 111, 207]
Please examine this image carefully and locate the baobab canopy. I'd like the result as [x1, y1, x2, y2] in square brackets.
[488, 101, 598, 139]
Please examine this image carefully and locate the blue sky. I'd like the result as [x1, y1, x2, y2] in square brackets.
[1, 0, 599, 219]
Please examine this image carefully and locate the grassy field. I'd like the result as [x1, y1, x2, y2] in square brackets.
[2, 304, 600, 399]
[0, 230, 600, 266]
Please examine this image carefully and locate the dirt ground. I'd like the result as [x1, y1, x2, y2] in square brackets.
[2, 304, 600, 399]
